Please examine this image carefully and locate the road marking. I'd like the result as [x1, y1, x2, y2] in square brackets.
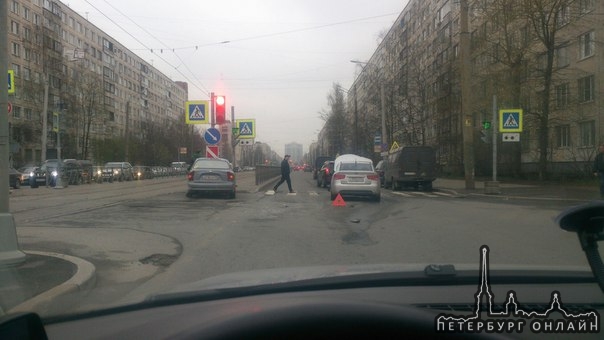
[409, 191, 439, 197]
[391, 192, 413, 197]
[309, 191, 319, 196]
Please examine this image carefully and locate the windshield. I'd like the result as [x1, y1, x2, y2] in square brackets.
[2, 0, 602, 332]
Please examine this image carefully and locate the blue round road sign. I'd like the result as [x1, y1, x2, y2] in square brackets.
[204, 127, 221, 145]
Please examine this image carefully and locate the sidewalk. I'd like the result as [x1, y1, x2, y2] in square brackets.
[1, 174, 597, 316]
[434, 177, 600, 201]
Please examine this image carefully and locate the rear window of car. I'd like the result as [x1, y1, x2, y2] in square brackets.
[193, 159, 230, 170]
[339, 162, 373, 171]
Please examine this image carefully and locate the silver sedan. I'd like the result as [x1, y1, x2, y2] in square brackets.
[330, 154, 380, 202]
[186, 158, 236, 198]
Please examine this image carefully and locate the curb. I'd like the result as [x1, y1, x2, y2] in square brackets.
[8, 250, 96, 315]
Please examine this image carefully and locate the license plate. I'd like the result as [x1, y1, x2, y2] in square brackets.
[348, 177, 364, 183]
[201, 174, 219, 180]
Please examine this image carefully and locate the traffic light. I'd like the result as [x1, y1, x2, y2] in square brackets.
[482, 121, 491, 130]
[215, 95, 226, 125]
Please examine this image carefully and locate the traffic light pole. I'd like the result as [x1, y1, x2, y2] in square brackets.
[0, 0, 25, 264]
[485, 95, 500, 194]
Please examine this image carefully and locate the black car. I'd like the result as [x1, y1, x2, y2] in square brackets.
[30, 160, 71, 188]
[313, 156, 333, 180]
[316, 161, 334, 188]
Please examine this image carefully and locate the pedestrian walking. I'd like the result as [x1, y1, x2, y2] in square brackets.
[593, 144, 604, 198]
[273, 155, 295, 193]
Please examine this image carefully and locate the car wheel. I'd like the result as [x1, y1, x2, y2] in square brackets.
[186, 191, 194, 198]
[330, 192, 337, 200]
[374, 194, 381, 202]
[391, 178, 399, 191]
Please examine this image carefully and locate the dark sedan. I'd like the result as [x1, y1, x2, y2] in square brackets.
[316, 161, 335, 188]
[186, 158, 236, 198]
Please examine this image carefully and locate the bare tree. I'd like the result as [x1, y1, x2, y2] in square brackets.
[522, 0, 573, 179]
[61, 60, 105, 160]
[320, 83, 350, 156]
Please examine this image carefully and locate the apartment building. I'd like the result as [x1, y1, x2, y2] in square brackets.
[348, 0, 601, 177]
[7, 0, 187, 166]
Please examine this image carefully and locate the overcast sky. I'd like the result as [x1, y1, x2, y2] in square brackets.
[64, 0, 409, 156]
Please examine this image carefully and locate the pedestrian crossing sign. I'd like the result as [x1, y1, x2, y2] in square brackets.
[236, 119, 256, 139]
[498, 109, 523, 133]
[185, 100, 209, 124]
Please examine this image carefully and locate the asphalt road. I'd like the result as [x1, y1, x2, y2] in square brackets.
[9, 171, 591, 315]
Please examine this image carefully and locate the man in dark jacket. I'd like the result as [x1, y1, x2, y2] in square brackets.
[273, 155, 294, 193]
[593, 144, 604, 198]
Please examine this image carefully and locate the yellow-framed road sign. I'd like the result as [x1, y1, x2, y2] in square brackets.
[185, 100, 209, 124]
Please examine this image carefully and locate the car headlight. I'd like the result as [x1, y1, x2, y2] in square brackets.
[97, 170, 102, 175]
[51, 171, 58, 177]
[30, 172, 34, 177]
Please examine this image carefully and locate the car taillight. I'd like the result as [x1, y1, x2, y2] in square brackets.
[333, 173, 345, 180]
[367, 174, 379, 181]
[325, 168, 330, 175]
[227, 172, 235, 181]
[187, 171, 194, 181]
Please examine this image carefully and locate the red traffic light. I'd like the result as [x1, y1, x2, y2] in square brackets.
[215, 95, 226, 124]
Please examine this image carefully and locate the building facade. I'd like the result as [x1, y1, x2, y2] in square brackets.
[7, 0, 188, 166]
[347, 0, 602, 178]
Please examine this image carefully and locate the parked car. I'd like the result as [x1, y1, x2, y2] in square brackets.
[29, 159, 70, 188]
[316, 161, 335, 188]
[8, 167, 22, 189]
[104, 162, 134, 182]
[383, 146, 436, 191]
[91, 166, 105, 183]
[186, 157, 236, 198]
[76, 160, 94, 184]
[133, 166, 155, 180]
[374, 159, 388, 187]
[18, 166, 37, 186]
[62, 159, 84, 185]
[313, 156, 333, 180]
[330, 154, 380, 202]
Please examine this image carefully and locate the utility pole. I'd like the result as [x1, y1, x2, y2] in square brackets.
[0, 0, 25, 264]
[460, 0, 475, 189]
[124, 101, 130, 161]
[381, 83, 387, 155]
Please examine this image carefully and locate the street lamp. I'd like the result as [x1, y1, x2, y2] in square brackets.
[350, 60, 387, 156]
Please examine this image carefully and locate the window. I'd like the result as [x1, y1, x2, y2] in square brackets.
[25, 108, 33, 120]
[555, 125, 570, 148]
[580, 0, 594, 14]
[556, 45, 569, 68]
[11, 21, 19, 35]
[580, 121, 595, 147]
[556, 83, 570, 108]
[557, 6, 570, 27]
[579, 31, 594, 59]
[12, 106, 21, 119]
[578, 75, 594, 103]
[11, 42, 20, 57]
